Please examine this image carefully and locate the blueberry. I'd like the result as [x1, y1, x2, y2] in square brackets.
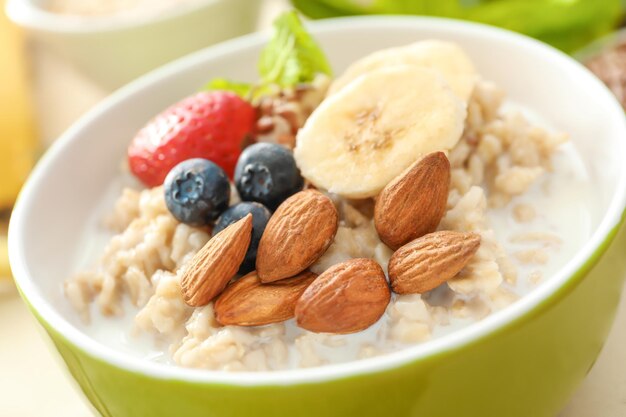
[214, 202, 272, 274]
[234, 143, 304, 210]
[164, 158, 230, 226]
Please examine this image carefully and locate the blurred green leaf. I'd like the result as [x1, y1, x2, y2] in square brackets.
[290, 0, 353, 18]
[291, 0, 624, 52]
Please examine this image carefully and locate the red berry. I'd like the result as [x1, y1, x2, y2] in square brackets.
[128, 91, 256, 187]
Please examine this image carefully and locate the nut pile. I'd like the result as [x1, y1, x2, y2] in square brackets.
[180, 151, 481, 334]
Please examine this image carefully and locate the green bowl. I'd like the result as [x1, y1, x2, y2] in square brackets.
[9, 17, 626, 417]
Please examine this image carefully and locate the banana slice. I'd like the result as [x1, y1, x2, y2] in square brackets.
[328, 40, 477, 102]
[294, 66, 466, 199]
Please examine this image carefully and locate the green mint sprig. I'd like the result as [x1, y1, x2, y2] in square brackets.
[204, 11, 332, 100]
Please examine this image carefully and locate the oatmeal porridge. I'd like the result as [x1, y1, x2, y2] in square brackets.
[64, 13, 594, 372]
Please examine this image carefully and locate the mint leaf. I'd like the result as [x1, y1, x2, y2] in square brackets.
[258, 11, 332, 87]
[203, 12, 331, 100]
[204, 78, 252, 98]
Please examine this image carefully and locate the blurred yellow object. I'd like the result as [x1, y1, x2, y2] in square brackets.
[0, 235, 9, 280]
[0, 2, 36, 209]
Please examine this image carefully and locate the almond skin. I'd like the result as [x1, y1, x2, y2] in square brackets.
[180, 214, 252, 306]
[388, 230, 481, 294]
[295, 258, 390, 334]
[375, 152, 450, 250]
[214, 270, 317, 326]
[256, 190, 338, 283]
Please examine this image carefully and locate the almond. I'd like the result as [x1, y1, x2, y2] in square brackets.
[374, 152, 450, 250]
[295, 258, 390, 334]
[256, 190, 338, 283]
[388, 230, 481, 294]
[180, 214, 252, 307]
[214, 270, 317, 326]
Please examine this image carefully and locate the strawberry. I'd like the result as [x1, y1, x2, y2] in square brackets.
[128, 91, 256, 187]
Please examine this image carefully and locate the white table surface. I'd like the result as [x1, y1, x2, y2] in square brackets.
[2, 1, 626, 415]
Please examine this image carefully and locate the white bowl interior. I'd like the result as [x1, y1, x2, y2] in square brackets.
[10, 17, 626, 384]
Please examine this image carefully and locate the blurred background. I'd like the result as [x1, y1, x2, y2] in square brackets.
[1, 0, 626, 416]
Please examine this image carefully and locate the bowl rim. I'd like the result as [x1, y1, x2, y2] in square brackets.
[9, 15, 626, 386]
[5, 0, 229, 34]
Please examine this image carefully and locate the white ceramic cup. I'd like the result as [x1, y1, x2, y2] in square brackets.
[5, 0, 261, 89]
